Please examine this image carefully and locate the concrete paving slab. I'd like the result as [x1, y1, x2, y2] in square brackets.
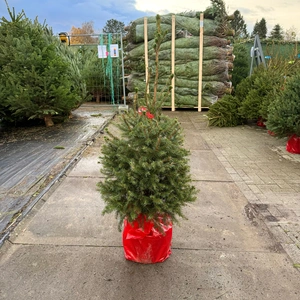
[1, 244, 299, 300]
[163, 110, 210, 129]
[10, 179, 279, 256]
[67, 133, 105, 178]
[163, 111, 192, 122]
[189, 150, 232, 181]
[180, 121, 199, 131]
[2, 110, 300, 299]
[10, 177, 121, 247]
[0, 105, 116, 239]
[174, 181, 280, 252]
[183, 131, 210, 150]
[68, 153, 102, 178]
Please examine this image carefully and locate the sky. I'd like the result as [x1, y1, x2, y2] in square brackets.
[0, 0, 299, 37]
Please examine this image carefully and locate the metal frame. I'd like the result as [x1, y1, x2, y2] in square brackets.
[250, 34, 266, 75]
[59, 32, 126, 106]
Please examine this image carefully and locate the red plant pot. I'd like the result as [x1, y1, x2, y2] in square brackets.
[122, 215, 172, 264]
[286, 134, 300, 154]
[267, 130, 276, 136]
[257, 117, 266, 127]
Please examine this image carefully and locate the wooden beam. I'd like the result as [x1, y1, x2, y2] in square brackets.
[144, 17, 149, 94]
[171, 14, 175, 111]
[198, 13, 204, 112]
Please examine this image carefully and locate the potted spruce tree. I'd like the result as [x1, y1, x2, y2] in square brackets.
[97, 15, 197, 264]
[266, 72, 300, 154]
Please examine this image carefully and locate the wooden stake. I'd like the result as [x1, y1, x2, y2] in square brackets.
[171, 14, 175, 111]
[144, 17, 149, 94]
[198, 13, 204, 112]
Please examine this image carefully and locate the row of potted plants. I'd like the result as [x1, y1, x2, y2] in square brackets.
[207, 58, 300, 154]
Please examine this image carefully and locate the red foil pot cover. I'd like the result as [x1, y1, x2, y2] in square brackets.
[122, 215, 172, 264]
[286, 134, 300, 154]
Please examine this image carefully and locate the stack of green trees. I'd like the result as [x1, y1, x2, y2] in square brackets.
[123, 7, 234, 108]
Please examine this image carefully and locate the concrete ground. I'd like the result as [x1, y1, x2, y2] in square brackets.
[0, 109, 299, 300]
[0, 104, 116, 240]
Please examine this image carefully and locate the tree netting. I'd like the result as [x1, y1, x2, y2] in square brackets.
[124, 11, 234, 108]
[125, 43, 233, 62]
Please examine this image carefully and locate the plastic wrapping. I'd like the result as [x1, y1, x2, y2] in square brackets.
[122, 215, 172, 264]
[286, 134, 300, 154]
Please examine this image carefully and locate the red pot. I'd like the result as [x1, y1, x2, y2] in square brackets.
[267, 130, 276, 136]
[122, 215, 172, 264]
[286, 134, 300, 154]
[257, 117, 266, 127]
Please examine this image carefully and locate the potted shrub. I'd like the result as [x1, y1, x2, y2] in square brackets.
[266, 72, 300, 154]
[97, 15, 197, 264]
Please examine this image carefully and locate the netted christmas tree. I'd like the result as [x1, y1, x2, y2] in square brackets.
[97, 15, 197, 231]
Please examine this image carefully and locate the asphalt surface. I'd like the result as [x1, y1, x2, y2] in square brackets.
[0, 107, 300, 299]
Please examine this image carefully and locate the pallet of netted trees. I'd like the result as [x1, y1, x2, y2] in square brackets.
[123, 9, 234, 109]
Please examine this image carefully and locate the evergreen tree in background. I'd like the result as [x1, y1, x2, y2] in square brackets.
[103, 19, 126, 34]
[252, 18, 267, 38]
[259, 18, 268, 38]
[204, 0, 234, 40]
[207, 94, 243, 127]
[231, 10, 248, 39]
[0, 3, 83, 126]
[231, 43, 249, 87]
[267, 73, 300, 138]
[269, 24, 284, 40]
[208, 0, 228, 18]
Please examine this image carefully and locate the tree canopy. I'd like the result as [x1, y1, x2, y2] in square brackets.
[0, 4, 83, 126]
[69, 21, 97, 45]
[269, 24, 284, 40]
[103, 19, 126, 34]
[231, 10, 248, 39]
[252, 18, 267, 38]
[284, 26, 297, 42]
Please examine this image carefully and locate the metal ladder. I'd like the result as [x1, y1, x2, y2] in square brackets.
[249, 34, 266, 75]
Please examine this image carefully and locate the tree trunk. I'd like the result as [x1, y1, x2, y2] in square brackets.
[44, 114, 54, 127]
[93, 93, 100, 103]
